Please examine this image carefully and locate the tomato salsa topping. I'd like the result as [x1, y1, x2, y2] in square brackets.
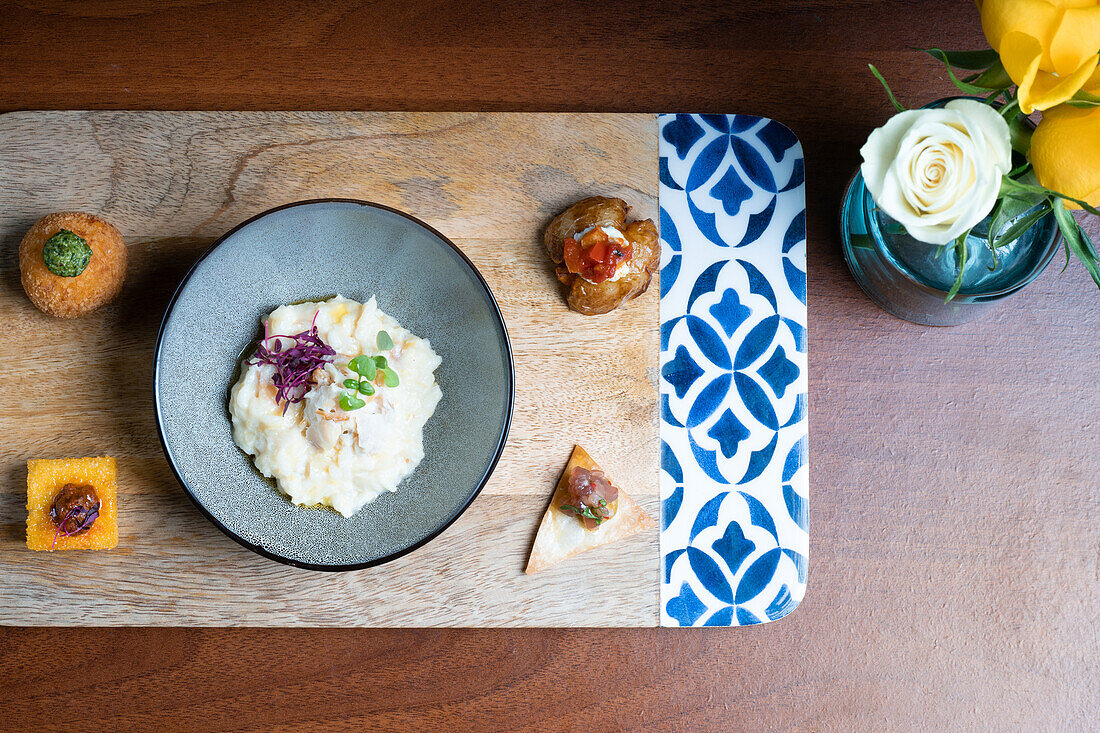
[560, 466, 618, 529]
[563, 227, 634, 284]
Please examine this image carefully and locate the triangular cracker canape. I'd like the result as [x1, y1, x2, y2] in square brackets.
[525, 445, 656, 574]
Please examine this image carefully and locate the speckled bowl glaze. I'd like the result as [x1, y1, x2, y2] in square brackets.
[153, 199, 514, 570]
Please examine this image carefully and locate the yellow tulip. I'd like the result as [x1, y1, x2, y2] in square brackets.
[1030, 101, 1100, 208]
[978, 0, 1100, 113]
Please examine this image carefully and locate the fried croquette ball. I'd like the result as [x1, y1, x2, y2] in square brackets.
[20, 212, 127, 318]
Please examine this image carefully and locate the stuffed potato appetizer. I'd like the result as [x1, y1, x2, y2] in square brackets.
[543, 196, 659, 315]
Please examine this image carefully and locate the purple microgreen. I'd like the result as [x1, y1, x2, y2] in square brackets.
[68, 508, 99, 537]
[50, 507, 75, 550]
[50, 505, 99, 549]
[247, 312, 336, 413]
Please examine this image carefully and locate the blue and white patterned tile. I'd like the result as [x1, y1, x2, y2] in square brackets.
[658, 113, 808, 627]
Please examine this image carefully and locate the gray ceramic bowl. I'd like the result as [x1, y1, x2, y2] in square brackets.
[153, 199, 514, 570]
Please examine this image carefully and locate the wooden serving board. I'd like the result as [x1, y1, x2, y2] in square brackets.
[0, 111, 658, 627]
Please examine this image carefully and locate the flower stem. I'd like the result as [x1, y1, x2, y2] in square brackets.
[869, 65, 906, 112]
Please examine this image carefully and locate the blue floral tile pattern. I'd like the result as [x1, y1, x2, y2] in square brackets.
[658, 114, 808, 627]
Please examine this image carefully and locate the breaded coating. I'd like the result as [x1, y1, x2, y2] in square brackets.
[20, 211, 127, 318]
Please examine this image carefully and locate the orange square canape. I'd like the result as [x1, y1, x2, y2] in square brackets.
[26, 456, 118, 551]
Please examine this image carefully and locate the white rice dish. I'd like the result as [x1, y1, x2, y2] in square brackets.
[229, 295, 442, 517]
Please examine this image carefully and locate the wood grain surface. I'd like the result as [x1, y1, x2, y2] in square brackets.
[0, 111, 659, 626]
[1, 0, 1098, 730]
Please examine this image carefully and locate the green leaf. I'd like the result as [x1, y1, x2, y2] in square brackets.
[1066, 89, 1100, 108]
[991, 202, 1052, 250]
[998, 98, 1021, 121]
[946, 231, 970, 302]
[869, 64, 905, 112]
[1060, 196, 1100, 217]
[376, 330, 394, 350]
[1007, 115, 1033, 155]
[358, 381, 375, 396]
[1081, 225, 1099, 261]
[985, 198, 1004, 250]
[339, 393, 365, 411]
[343, 378, 361, 390]
[849, 233, 876, 250]
[990, 181, 1047, 241]
[1001, 177, 1100, 216]
[560, 503, 602, 523]
[348, 355, 374, 379]
[970, 60, 1012, 90]
[925, 48, 1009, 93]
[1052, 199, 1100, 289]
[383, 368, 399, 388]
[373, 355, 388, 370]
[919, 47, 1000, 70]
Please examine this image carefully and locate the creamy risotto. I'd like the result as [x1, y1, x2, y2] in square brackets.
[229, 295, 442, 517]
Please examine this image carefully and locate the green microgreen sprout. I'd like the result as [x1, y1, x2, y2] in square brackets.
[340, 357, 379, 410]
[338, 331, 402, 411]
[349, 354, 376, 381]
[339, 393, 365, 411]
[560, 503, 604, 525]
[341, 377, 375, 397]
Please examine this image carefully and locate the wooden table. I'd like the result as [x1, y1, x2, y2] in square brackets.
[1, 1, 1096, 729]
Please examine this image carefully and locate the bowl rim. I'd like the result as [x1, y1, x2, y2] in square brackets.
[152, 198, 515, 572]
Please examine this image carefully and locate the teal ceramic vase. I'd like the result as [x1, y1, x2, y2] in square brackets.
[840, 99, 1060, 326]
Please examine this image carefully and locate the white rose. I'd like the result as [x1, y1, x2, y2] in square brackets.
[860, 99, 1012, 245]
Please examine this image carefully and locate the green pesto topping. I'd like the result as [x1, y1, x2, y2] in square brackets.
[42, 229, 92, 277]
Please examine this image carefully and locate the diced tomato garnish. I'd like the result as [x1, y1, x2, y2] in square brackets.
[588, 241, 609, 263]
[562, 228, 633, 283]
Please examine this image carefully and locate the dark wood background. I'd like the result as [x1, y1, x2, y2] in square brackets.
[1, 1, 1097, 730]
